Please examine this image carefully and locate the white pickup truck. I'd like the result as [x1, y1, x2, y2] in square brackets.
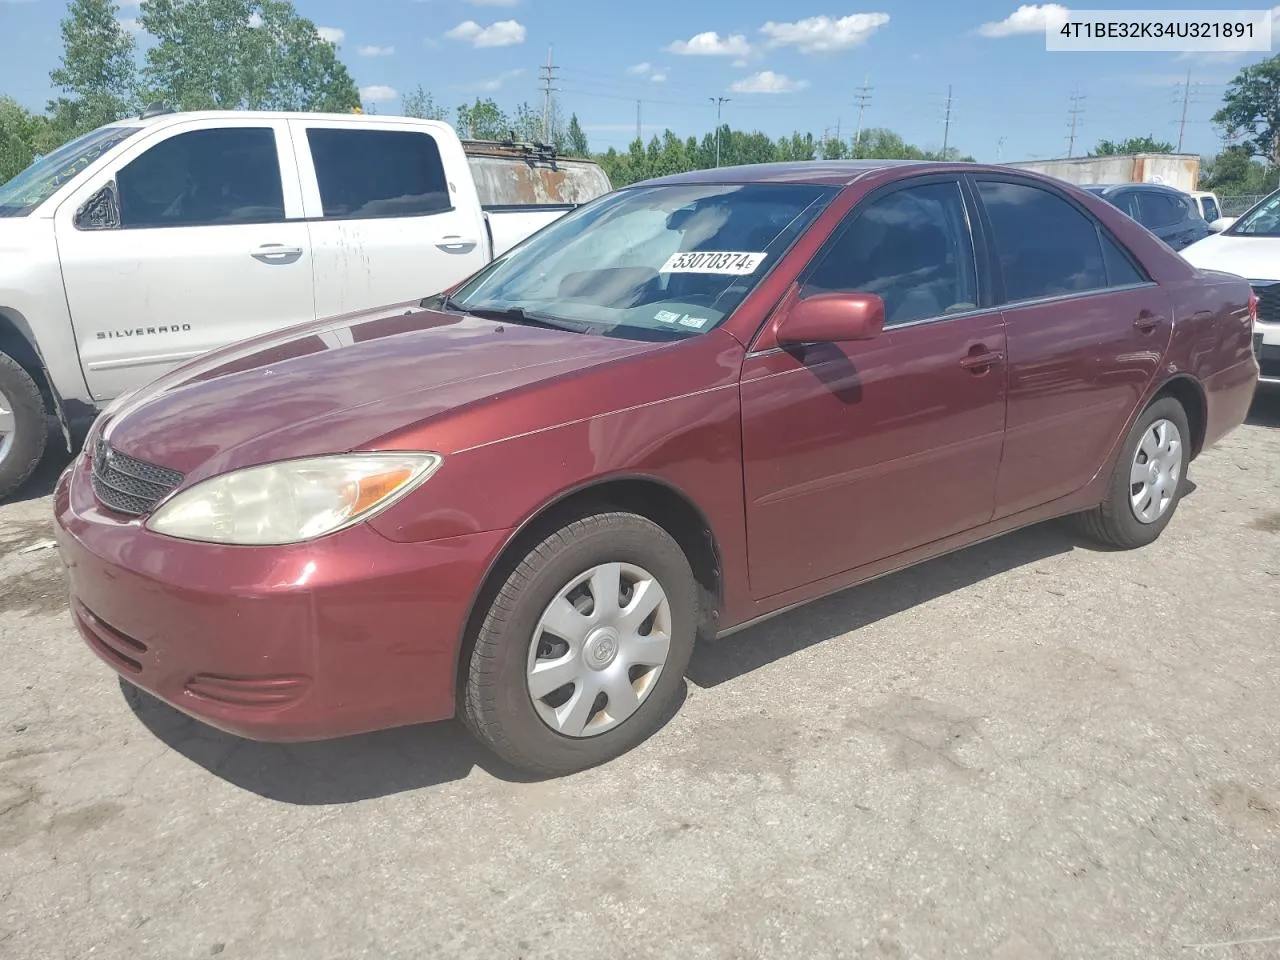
[0, 109, 612, 498]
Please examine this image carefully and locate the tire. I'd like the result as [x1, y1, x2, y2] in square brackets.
[1072, 396, 1191, 549]
[462, 511, 698, 776]
[0, 351, 48, 502]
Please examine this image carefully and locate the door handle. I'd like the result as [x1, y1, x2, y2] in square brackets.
[435, 235, 477, 251]
[250, 244, 304, 261]
[1133, 312, 1163, 333]
[959, 348, 1004, 372]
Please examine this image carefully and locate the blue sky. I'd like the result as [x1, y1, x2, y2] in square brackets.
[0, 1, 1271, 162]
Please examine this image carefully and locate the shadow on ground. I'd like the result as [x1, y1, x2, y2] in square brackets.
[126, 517, 1085, 804]
[1246, 390, 1280, 428]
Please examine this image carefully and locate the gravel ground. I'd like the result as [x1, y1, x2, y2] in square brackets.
[1, 394, 1278, 960]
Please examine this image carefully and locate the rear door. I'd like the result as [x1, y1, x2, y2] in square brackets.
[1136, 189, 1206, 250]
[290, 119, 490, 318]
[970, 175, 1173, 518]
[54, 117, 313, 401]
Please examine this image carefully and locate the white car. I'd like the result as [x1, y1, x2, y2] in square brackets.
[0, 108, 612, 498]
[1188, 190, 1224, 226]
[1180, 189, 1280, 390]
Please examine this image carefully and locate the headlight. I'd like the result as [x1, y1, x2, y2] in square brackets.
[146, 452, 442, 545]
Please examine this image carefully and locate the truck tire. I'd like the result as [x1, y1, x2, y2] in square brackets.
[0, 351, 48, 501]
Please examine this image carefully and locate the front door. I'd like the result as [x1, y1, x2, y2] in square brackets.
[54, 118, 314, 401]
[289, 119, 490, 319]
[741, 177, 1007, 599]
[970, 177, 1174, 518]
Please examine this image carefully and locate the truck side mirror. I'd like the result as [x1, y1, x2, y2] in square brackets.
[75, 182, 121, 231]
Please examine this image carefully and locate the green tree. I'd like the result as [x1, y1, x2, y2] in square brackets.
[457, 97, 510, 139]
[1200, 144, 1280, 195]
[400, 85, 448, 121]
[1214, 54, 1280, 164]
[566, 113, 589, 157]
[0, 98, 57, 184]
[1090, 135, 1175, 156]
[47, 0, 138, 140]
[139, 0, 359, 112]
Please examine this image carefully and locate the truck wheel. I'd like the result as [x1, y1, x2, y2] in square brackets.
[0, 352, 48, 501]
[461, 511, 698, 776]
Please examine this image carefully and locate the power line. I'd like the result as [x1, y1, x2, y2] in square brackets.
[1066, 87, 1085, 157]
[539, 44, 559, 142]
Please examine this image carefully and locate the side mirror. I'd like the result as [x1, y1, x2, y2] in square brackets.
[776, 291, 885, 346]
[1207, 216, 1236, 234]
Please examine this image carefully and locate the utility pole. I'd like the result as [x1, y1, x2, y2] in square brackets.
[1066, 87, 1085, 157]
[1176, 68, 1192, 152]
[853, 75, 872, 155]
[636, 100, 642, 144]
[997, 136, 1006, 162]
[941, 84, 954, 157]
[539, 44, 559, 143]
[710, 96, 730, 167]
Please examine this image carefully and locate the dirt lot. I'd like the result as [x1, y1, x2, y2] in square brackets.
[1, 395, 1278, 960]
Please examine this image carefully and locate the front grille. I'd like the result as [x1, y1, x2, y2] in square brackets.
[1251, 282, 1280, 326]
[91, 436, 184, 516]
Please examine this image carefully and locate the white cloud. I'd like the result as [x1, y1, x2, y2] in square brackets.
[977, 4, 1070, 38]
[359, 85, 399, 102]
[760, 13, 889, 53]
[116, 16, 143, 33]
[651, 71, 667, 83]
[445, 19, 526, 47]
[317, 25, 345, 44]
[667, 31, 751, 56]
[729, 70, 809, 94]
[357, 44, 395, 57]
[627, 62, 652, 75]
[474, 68, 524, 91]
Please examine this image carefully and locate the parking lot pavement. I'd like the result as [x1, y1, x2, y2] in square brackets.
[0, 397, 1277, 960]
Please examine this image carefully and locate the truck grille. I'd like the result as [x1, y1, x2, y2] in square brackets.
[1250, 282, 1280, 326]
[91, 436, 184, 516]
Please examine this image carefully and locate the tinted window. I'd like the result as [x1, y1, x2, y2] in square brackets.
[1101, 232, 1146, 286]
[978, 180, 1108, 302]
[116, 128, 284, 228]
[0, 125, 141, 218]
[1201, 197, 1220, 222]
[307, 128, 449, 218]
[806, 181, 978, 326]
[1112, 191, 1140, 219]
[1137, 191, 1186, 228]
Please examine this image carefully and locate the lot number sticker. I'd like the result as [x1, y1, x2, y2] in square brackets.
[660, 251, 767, 275]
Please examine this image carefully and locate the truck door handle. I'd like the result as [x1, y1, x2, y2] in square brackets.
[959, 347, 1003, 372]
[435, 235, 477, 251]
[1134, 312, 1163, 333]
[250, 244, 304, 261]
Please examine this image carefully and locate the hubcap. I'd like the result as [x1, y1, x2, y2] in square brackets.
[526, 561, 672, 738]
[1130, 418, 1183, 524]
[0, 385, 15, 465]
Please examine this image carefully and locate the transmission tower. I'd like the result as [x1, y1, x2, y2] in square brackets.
[1066, 87, 1086, 157]
[539, 45, 559, 143]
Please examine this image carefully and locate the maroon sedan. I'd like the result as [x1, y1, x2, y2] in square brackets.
[54, 161, 1259, 775]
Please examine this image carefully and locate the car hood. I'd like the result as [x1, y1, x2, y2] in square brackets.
[100, 300, 665, 481]
[1180, 232, 1280, 281]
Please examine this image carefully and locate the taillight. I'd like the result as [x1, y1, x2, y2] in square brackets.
[1248, 289, 1259, 325]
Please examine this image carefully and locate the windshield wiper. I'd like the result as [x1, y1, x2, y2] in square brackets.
[458, 304, 590, 334]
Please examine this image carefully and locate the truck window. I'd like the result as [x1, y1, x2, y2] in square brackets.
[306, 128, 450, 219]
[115, 127, 285, 229]
[1201, 197, 1219, 222]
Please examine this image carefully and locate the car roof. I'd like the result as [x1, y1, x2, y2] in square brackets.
[640, 160, 1025, 188]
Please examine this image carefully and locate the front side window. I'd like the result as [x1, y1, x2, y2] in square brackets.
[0, 125, 140, 218]
[1227, 189, 1280, 236]
[805, 180, 978, 326]
[306, 128, 449, 218]
[116, 127, 284, 228]
[1201, 197, 1220, 222]
[978, 180, 1110, 302]
[447, 182, 835, 340]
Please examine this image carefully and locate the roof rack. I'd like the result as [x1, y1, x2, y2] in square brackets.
[140, 101, 175, 120]
[499, 133, 559, 163]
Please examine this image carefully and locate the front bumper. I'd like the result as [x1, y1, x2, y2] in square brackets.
[54, 454, 509, 742]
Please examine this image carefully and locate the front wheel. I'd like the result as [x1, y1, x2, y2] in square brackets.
[1072, 396, 1191, 549]
[461, 511, 698, 776]
[0, 352, 48, 502]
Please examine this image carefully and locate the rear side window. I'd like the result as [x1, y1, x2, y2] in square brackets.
[977, 180, 1110, 302]
[1137, 191, 1187, 228]
[306, 128, 450, 219]
[116, 127, 284, 228]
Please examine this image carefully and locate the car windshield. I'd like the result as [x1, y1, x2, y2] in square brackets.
[0, 124, 140, 218]
[1226, 188, 1280, 236]
[445, 181, 837, 340]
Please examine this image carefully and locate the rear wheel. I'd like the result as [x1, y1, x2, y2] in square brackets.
[0, 351, 47, 501]
[461, 511, 697, 776]
[1073, 396, 1190, 549]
